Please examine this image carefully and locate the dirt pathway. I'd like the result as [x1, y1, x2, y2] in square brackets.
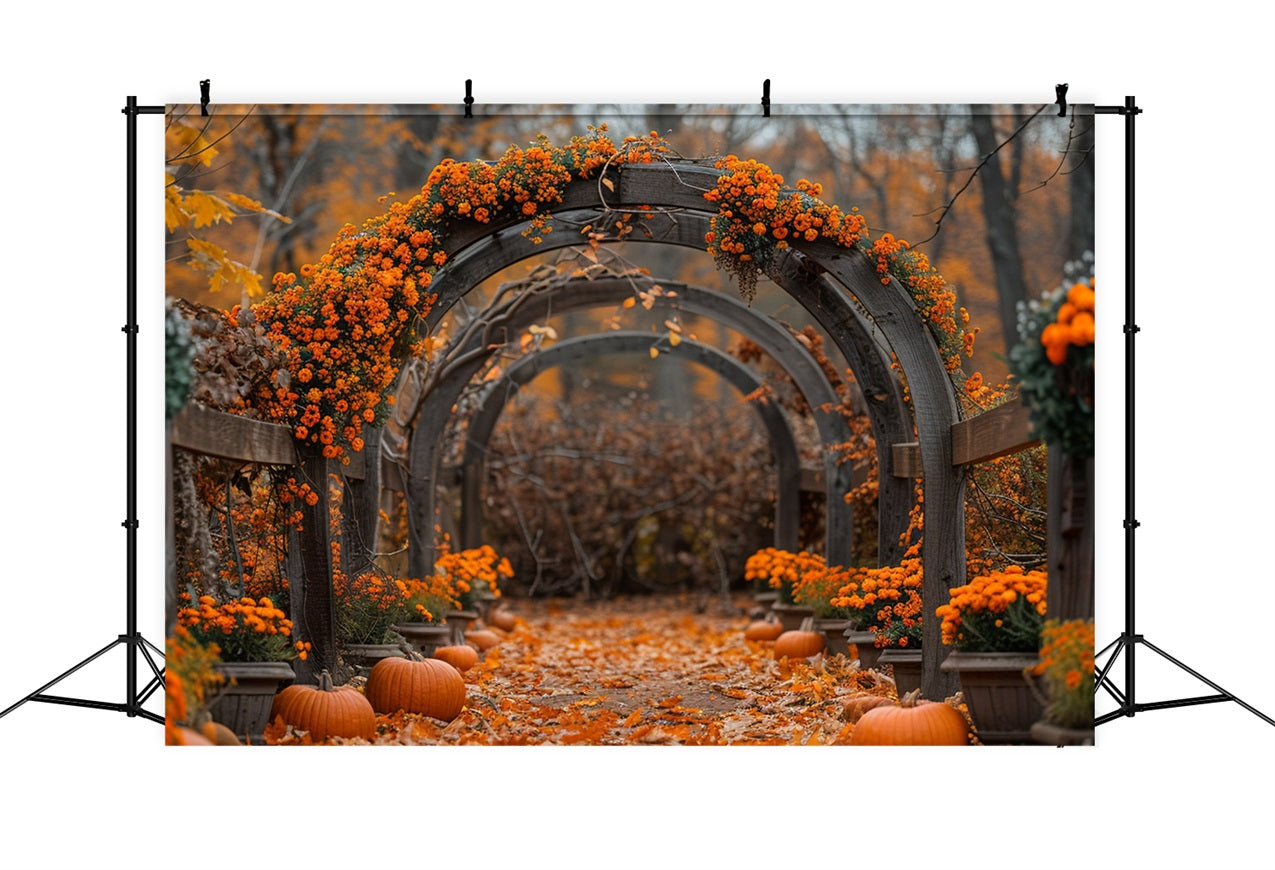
[314, 594, 906, 746]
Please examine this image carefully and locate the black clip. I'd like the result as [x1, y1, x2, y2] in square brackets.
[1055, 82, 1068, 118]
[464, 79, 474, 118]
[200, 79, 211, 116]
[761, 79, 771, 117]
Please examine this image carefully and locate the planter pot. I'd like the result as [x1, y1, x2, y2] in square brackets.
[210, 661, 296, 744]
[813, 618, 851, 656]
[1031, 720, 1095, 746]
[341, 642, 405, 675]
[443, 609, 480, 644]
[877, 648, 923, 697]
[393, 622, 452, 656]
[771, 603, 815, 633]
[844, 629, 882, 670]
[940, 651, 1043, 744]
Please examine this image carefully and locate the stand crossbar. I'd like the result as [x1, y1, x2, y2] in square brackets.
[1093, 96, 1272, 730]
[0, 96, 166, 728]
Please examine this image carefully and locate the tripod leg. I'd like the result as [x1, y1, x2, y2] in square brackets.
[1094, 637, 1127, 707]
[0, 638, 125, 719]
[1139, 639, 1275, 727]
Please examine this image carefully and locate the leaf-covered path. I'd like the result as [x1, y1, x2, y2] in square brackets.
[306, 594, 923, 746]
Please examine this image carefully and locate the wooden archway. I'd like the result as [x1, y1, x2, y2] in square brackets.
[458, 330, 804, 556]
[399, 274, 861, 573]
[407, 163, 963, 696]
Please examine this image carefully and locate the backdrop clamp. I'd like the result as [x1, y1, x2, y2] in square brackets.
[464, 79, 474, 118]
[761, 79, 771, 117]
[1055, 83, 1068, 116]
[200, 79, 211, 116]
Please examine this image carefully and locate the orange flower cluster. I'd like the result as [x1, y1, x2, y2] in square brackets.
[936, 566, 1048, 652]
[743, 547, 827, 602]
[1041, 279, 1096, 365]
[704, 158, 867, 300]
[1029, 618, 1095, 728]
[830, 558, 924, 646]
[164, 624, 225, 744]
[434, 544, 514, 608]
[869, 233, 977, 374]
[176, 595, 305, 662]
[402, 573, 463, 624]
[244, 127, 668, 461]
[333, 570, 417, 644]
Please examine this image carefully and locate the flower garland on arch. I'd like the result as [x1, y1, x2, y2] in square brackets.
[237, 128, 979, 461]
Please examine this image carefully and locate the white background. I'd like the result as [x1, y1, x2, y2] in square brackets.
[1, 3, 1272, 869]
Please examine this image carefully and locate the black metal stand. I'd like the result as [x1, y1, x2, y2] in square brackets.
[1093, 96, 1273, 729]
[0, 96, 166, 727]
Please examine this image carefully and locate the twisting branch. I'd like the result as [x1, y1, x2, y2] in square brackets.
[913, 104, 1048, 248]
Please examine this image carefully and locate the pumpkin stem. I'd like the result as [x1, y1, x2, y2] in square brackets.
[900, 688, 923, 708]
[317, 669, 336, 692]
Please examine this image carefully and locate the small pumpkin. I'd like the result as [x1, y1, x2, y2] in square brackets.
[434, 644, 479, 673]
[466, 629, 501, 651]
[269, 670, 377, 742]
[744, 620, 784, 642]
[200, 720, 243, 745]
[841, 695, 894, 724]
[168, 726, 212, 746]
[773, 630, 825, 660]
[365, 654, 466, 722]
[487, 608, 517, 632]
[848, 690, 969, 745]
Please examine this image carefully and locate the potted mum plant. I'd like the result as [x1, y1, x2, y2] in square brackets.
[176, 595, 306, 743]
[394, 574, 460, 656]
[936, 565, 1048, 743]
[433, 545, 514, 642]
[1027, 618, 1095, 746]
[745, 548, 822, 631]
[334, 571, 412, 674]
[792, 563, 856, 656]
[832, 557, 923, 674]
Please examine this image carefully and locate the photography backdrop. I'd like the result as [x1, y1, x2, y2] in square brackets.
[1, 3, 1272, 867]
[164, 101, 1093, 744]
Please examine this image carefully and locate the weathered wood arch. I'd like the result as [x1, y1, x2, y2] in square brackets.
[460, 330, 804, 559]
[412, 162, 964, 698]
[415, 208, 913, 564]
[402, 274, 858, 572]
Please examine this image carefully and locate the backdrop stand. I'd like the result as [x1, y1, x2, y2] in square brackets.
[0, 96, 166, 727]
[1093, 96, 1272, 728]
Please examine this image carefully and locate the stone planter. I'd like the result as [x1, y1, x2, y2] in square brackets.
[844, 629, 882, 670]
[813, 618, 851, 656]
[341, 642, 405, 676]
[1030, 720, 1095, 746]
[877, 648, 922, 697]
[771, 602, 815, 633]
[393, 622, 452, 656]
[443, 609, 480, 645]
[473, 593, 500, 623]
[940, 651, 1043, 744]
[210, 661, 296, 744]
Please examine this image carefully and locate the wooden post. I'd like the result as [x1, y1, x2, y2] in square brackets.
[293, 445, 336, 682]
[1047, 446, 1094, 620]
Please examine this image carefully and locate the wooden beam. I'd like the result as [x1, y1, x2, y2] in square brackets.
[890, 396, 1040, 478]
[169, 403, 296, 466]
[951, 396, 1039, 466]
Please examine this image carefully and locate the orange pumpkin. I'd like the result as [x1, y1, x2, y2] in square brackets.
[773, 630, 825, 660]
[434, 644, 479, 673]
[466, 629, 501, 651]
[488, 609, 517, 632]
[841, 695, 894, 724]
[848, 690, 969, 745]
[270, 670, 377, 742]
[744, 620, 784, 642]
[168, 726, 213, 746]
[365, 655, 466, 722]
[200, 720, 243, 745]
